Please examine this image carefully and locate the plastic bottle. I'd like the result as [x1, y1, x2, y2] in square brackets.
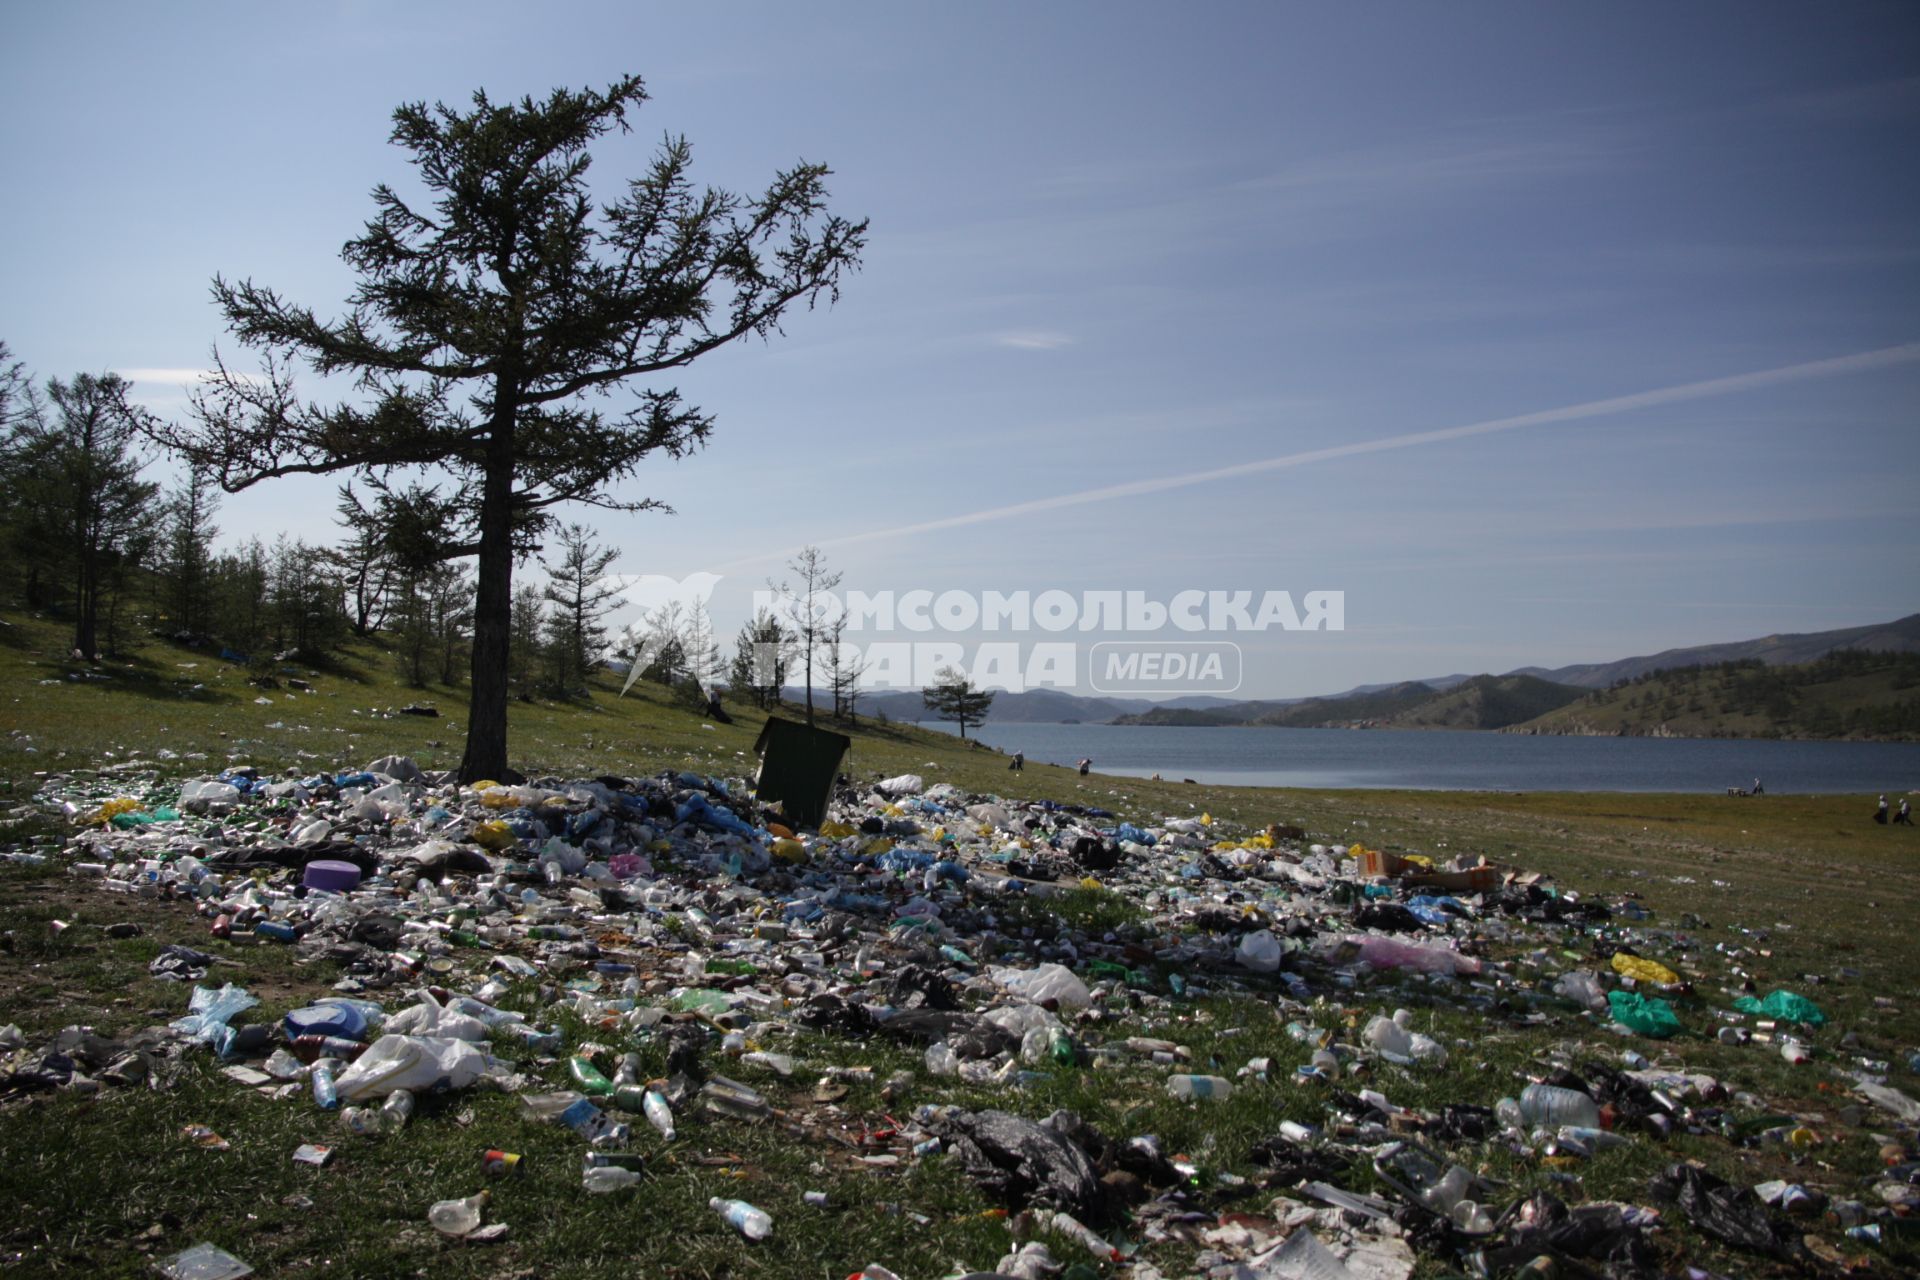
[568, 1056, 615, 1096]
[381, 1089, 414, 1130]
[1518, 1083, 1601, 1129]
[700, 1076, 771, 1120]
[710, 1196, 772, 1240]
[925, 1042, 958, 1076]
[642, 1088, 675, 1141]
[428, 1190, 488, 1237]
[582, 1165, 642, 1193]
[311, 1061, 340, 1111]
[1167, 1074, 1234, 1101]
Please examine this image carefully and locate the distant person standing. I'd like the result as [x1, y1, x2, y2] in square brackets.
[1752, 777, 1763, 796]
[1897, 799, 1914, 826]
[1077, 758, 1091, 776]
[1008, 751, 1024, 773]
[1875, 794, 1890, 824]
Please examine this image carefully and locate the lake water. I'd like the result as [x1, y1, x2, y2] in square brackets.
[916, 721, 1920, 793]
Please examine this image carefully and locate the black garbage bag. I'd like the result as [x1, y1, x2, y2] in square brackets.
[1041, 1110, 1114, 1171]
[1490, 1192, 1661, 1279]
[1651, 1163, 1793, 1259]
[932, 1108, 1106, 1221]
[1005, 857, 1059, 882]
[876, 1009, 983, 1046]
[1574, 1059, 1669, 1128]
[347, 912, 405, 950]
[1070, 835, 1120, 872]
[879, 964, 959, 1012]
[1353, 902, 1425, 933]
[1427, 1103, 1500, 1142]
[1117, 1134, 1186, 1188]
[796, 993, 879, 1038]
[1246, 1134, 1353, 1186]
[661, 1024, 709, 1082]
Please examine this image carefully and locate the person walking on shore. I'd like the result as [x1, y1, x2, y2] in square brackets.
[1875, 795, 1890, 824]
[1077, 758, 1091, 776]
[1897, 799, 1914, 826]
[1008, 751, 1024, 773]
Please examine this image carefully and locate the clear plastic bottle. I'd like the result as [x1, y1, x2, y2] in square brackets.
[710, 1196, 772, 1240]
[925, 1042, 958, 1076]
[1166, 1074, 1234, 1101]
[582, 1165, 642, 1193]
[642, 1088, 676, 1140]
[428, 1190, 488, 1237]
[311, 1061, 339, 1111]
[1518, 1083, 1601, 1129]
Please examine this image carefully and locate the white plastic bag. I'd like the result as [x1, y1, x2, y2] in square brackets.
[876, 773, 924, 796]
[333, 1034, 488, 1101]
[385, 991, 489, 1042]
[988, 962, 1091, 1009]
[1237, 929, 1284, 973]
[178, 780, 241, 813]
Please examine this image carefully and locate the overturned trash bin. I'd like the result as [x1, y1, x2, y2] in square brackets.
[752, 717, 850, 829]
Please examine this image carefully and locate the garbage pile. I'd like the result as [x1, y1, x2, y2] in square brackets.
[5, 757, 1920, 1277]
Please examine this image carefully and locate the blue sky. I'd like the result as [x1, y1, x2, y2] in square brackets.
[2, 3, 1915, 696]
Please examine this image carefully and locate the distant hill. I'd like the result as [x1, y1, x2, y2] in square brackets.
[783, 612, 1920, 730]
[1512, 649, 1920, 740]
[1113, 675, 1583, 731]
[1375, 674, 1588, 730]
[1507, 614, 1920, 690]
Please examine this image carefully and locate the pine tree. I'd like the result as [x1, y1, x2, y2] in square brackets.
[150, 75, 864, 780]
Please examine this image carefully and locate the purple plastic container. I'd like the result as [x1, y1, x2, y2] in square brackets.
[303, 859, 363, 893]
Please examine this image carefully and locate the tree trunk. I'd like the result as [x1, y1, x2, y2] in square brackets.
[459, 432, 515, 782]
[73, 548, 97, 658]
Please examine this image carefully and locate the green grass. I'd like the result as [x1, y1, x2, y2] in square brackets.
[1, 611, 1919, 1277]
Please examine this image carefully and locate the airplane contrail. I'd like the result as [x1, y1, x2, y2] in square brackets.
[720, 341, 1920, 570]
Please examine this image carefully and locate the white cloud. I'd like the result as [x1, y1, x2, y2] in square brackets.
[114, 368, 220, 386]
[990, 330, 1073, 350]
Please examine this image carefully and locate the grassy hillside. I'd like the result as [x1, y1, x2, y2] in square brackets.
[1379, 672, 1586, 730]
[1514, 649, 1920, 740]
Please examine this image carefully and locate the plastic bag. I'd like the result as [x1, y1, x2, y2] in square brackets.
[385, 991, 488, 1041]
[178, 780, 241, 812]
[1732, 989, 1826, 1027]
[1236, 929, 1284, 973]
[876, 773, 924, 796]
[1652, 1163, 1790, 1258]
[1553, 970, 1608, 1012]
[1608, 990, 1682, 1038]
[156, 1242, 254, 1280]
[332, 1034, 488, 1101]
[171, 984, 258, 1053]
[1611, 953, 1681, 986]
[1324, 935, 1482, 976]
[988, 963, 1092, 1009]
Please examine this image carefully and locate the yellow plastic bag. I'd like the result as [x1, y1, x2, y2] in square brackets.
[1611, 953, 1681, 986]
[819, 820, 857, 839]
[770, 837, 807, 864]
[470, 821, 516, 851]
[87, 797, 141, 826]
